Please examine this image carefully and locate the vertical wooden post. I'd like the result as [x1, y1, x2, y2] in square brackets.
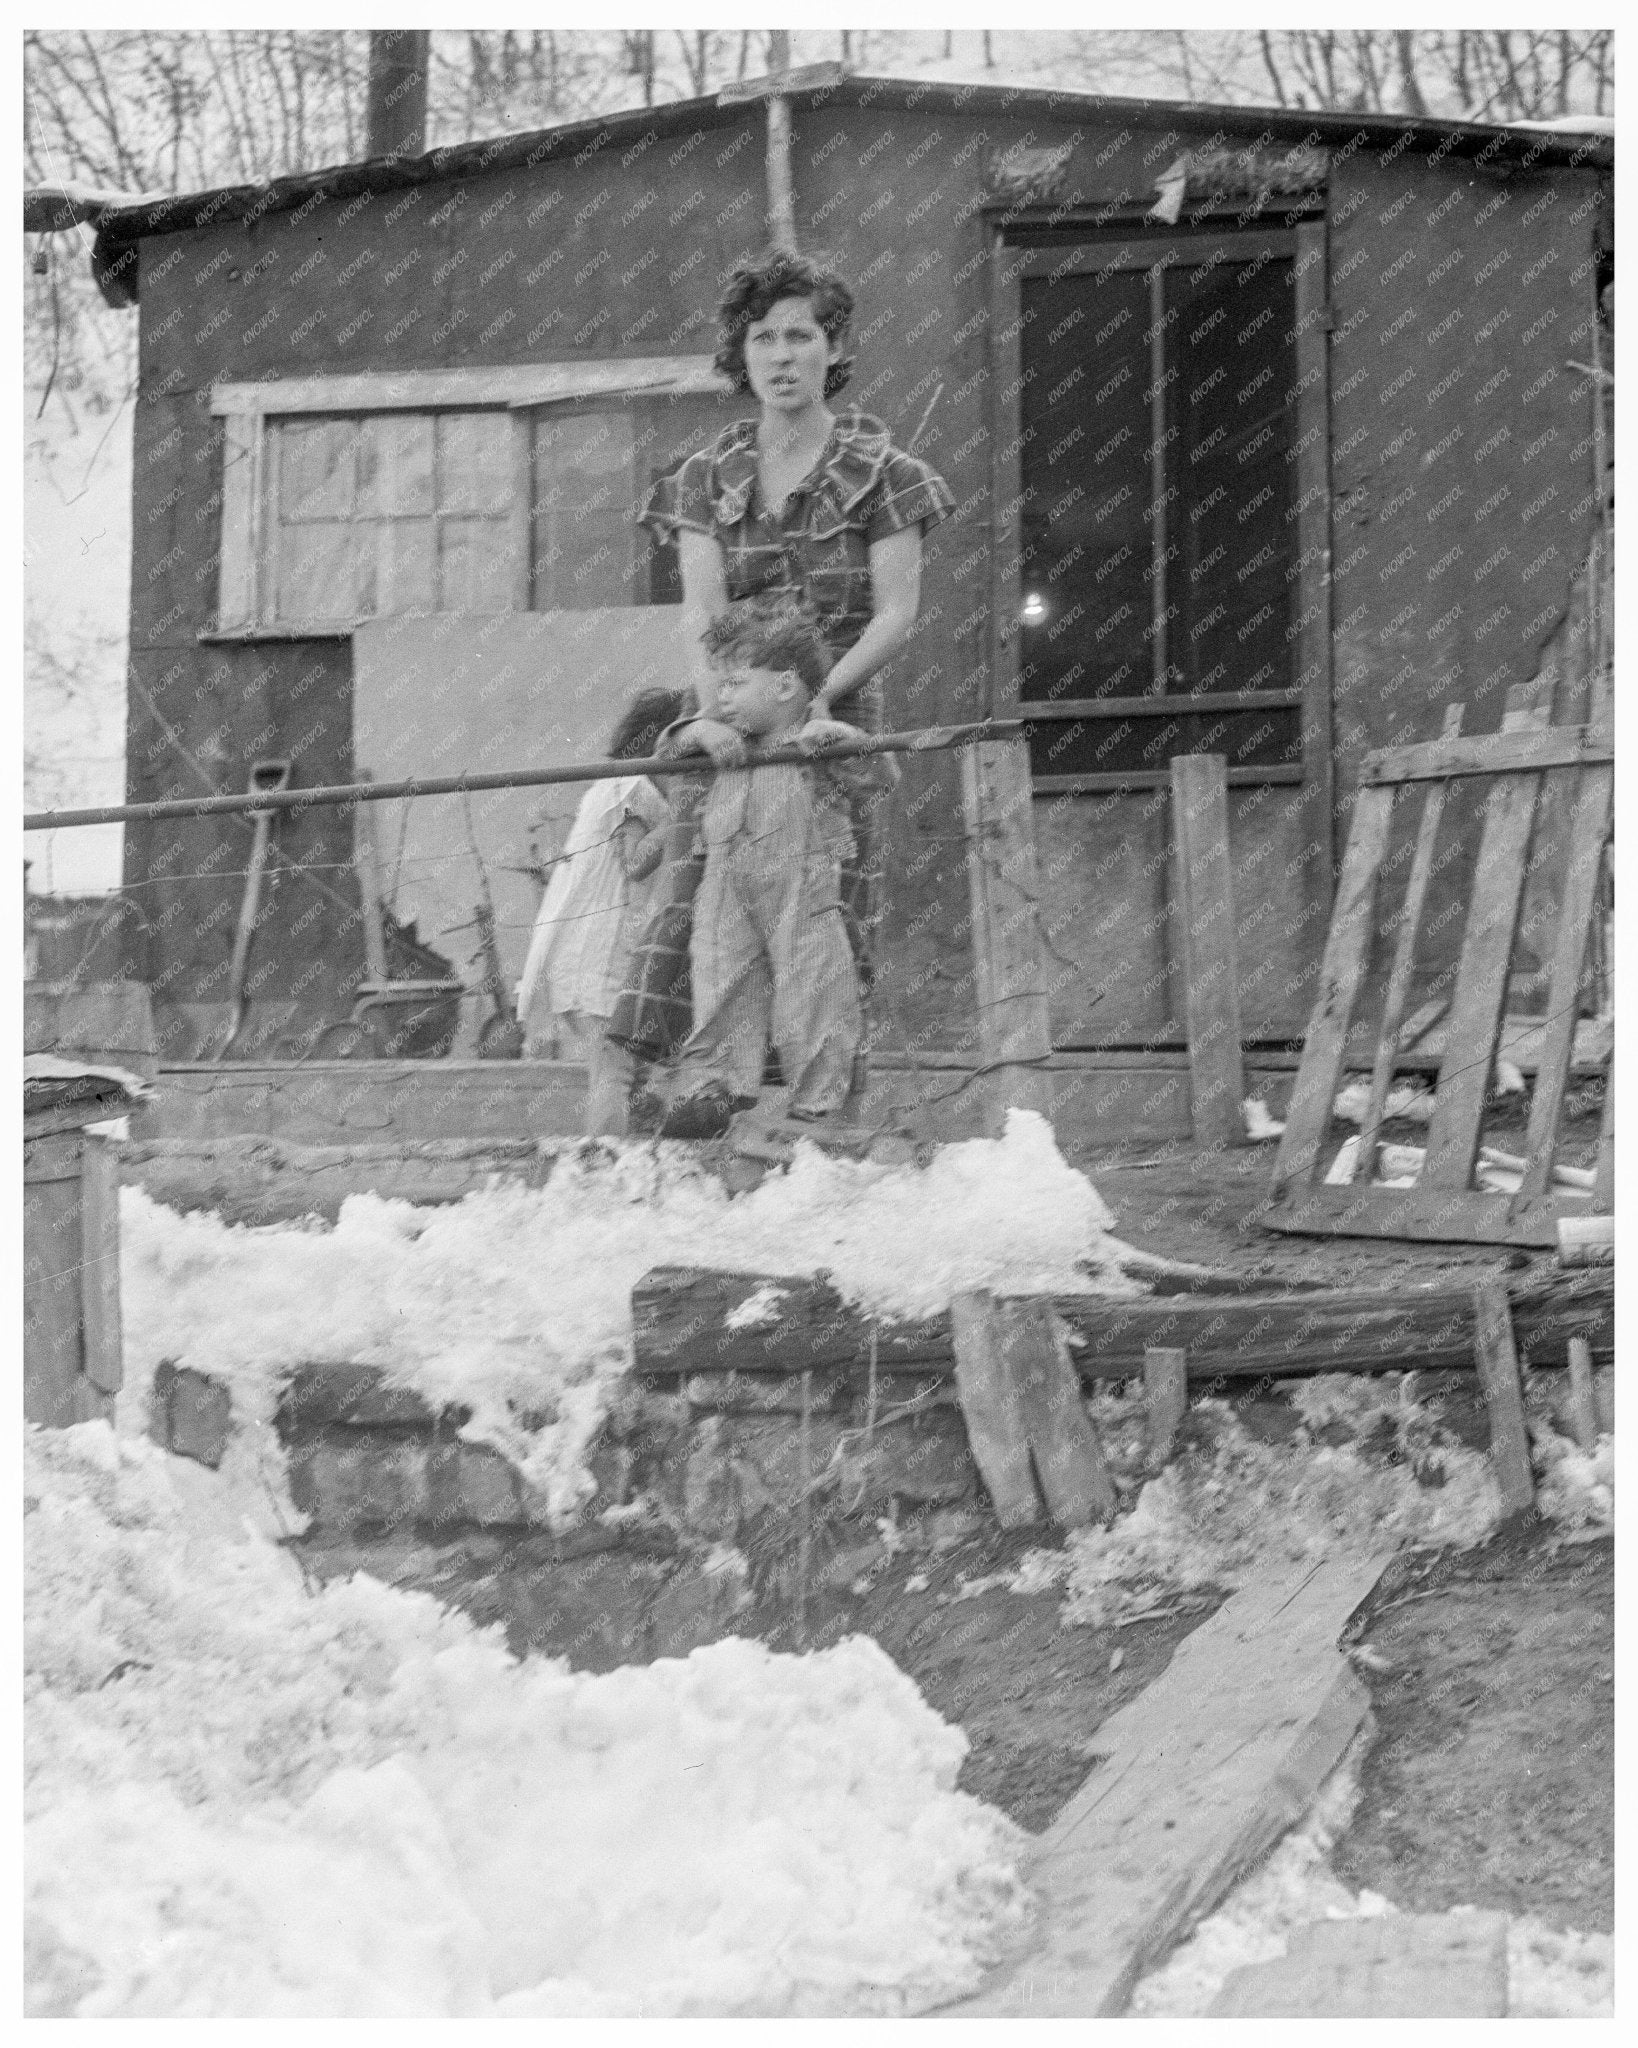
[1001, 1301, 1117, 1528]
[961, 739, 1055, 1136]
[1472, 1282, 1535, 1515]
[1144, 1345, 1188, 1462]
[1565, 1337, 1600, 1453]
[1170, 754, 1246, 1149]
[951, 1289, 1044, 1529]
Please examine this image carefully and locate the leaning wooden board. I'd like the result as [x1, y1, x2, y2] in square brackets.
[631, 1265, 1614, 1381]
[940, 1550, 1391, 2016]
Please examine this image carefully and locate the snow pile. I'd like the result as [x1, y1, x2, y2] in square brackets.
[1131, 1744, 1614, 2017]
[26, 1423, 1030, 2017]
[119, 1111, 1128, 1518]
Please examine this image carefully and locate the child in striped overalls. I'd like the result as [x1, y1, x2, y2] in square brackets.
[658, 596, 898, 1141]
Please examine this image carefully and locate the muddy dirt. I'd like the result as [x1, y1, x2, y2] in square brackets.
[737, 1517, 1225, 1832]
[1335, 1522, 1613, 1932]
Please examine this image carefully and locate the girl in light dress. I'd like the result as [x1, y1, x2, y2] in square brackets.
[516, 688, 687, 1134]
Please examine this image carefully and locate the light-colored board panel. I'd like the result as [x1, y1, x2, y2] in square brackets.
[352, 608, 699, 989]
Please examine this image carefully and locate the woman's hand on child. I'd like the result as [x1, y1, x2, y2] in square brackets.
[679, 718, 748, 768]
[794, 718, 858, 755]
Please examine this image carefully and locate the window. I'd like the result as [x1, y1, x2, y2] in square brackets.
[996, 227, 1330, 794]
[211, 360, 731, 634]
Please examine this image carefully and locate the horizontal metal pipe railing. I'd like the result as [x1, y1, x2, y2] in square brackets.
[24, 720, 1023, 832]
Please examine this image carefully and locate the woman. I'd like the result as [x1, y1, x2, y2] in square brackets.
[611, 250, 954, 1083]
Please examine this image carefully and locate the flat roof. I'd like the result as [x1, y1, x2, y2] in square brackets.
[89, 69, 1613, 254]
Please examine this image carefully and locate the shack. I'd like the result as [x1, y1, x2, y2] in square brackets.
[70, 67, 1613, 1137]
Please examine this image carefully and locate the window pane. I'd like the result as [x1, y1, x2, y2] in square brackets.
[438, 517, 511, 610]
[438, 414, 513, 515]
[368, 517, 438, 615]
[274, 521, 363, 621]
[1017, 270, 1153, 713]
[358, 415, 435, 517]
[1163, 259, 1296, 695]
[532, 409, 636, 608]
[279, 419, 355, 522]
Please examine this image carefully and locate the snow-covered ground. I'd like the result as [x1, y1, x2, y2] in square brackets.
[31, 1117, 1614, 2014]
[25, 1421, 1030, 2016]
[118, 1112, 1132, 1518]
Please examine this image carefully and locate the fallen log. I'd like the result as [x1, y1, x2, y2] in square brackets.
[631, 1264, 1614, 1383]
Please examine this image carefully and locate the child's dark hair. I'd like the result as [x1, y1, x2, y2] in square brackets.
[702, 594, 832, 696]
[714, 250, 856, 398]
[608, 686, 690, 760]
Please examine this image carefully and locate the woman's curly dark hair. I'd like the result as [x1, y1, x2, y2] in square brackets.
[713, 250, 856, 399]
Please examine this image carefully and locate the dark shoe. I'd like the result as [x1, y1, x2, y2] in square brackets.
[659, 1085, 739, 1141]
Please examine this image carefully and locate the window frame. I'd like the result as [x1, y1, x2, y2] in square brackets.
[986, 221, 1332, 817]
[209, 357, 726, 638]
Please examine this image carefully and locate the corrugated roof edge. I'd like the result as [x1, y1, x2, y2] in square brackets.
[88, 71, 1614, 254]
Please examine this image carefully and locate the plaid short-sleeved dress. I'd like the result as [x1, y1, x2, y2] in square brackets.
[609, 412, 955, 1054]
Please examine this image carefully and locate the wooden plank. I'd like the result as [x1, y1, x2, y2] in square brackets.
[946, 1551, 1389, 2017]
[1293, 216, 1335, 921]
[1361, 723, 1611, 786]
[1566, 1335, 1600, 1451]
[1517, 762, 1613, 1201]
[1170, 755, 1246, 1149]
[1001, 1300, 1117, 1528]
[1271, 782, 1396, 1195]
[1265, 1180, 1583, 1248]
[211, 356, 727, 416]
[78, 1135, 123, 1396]
[961, 739, 1055, 1133]
[1557, 1214, 1613, 1267]
[950, 1290, 1044, 1529]
[1143, 1346, 1188, 1460]
[1353, 706, 1463, 1183]
[1421, 707, 1546, 1189]
[1472, 1281, 1535, 1514]
[631, 1265, 1614, 1382]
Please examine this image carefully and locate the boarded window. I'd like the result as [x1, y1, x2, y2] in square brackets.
[271, 413, 516, 623]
